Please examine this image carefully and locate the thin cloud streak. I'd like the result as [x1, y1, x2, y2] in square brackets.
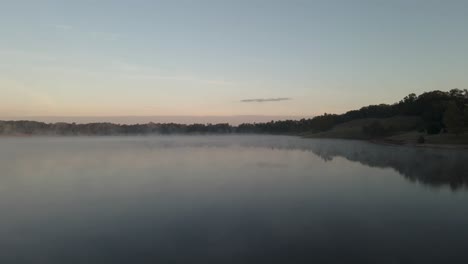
[113, 60, 235, 86]
[241, 98, 292, 103]
[52, 24, 122, 40]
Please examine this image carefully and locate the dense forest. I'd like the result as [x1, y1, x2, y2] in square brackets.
[1, 89, 467, 137]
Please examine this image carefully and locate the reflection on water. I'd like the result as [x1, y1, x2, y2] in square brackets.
[0, 135, 467, 264]
[274, 139, 468, 190]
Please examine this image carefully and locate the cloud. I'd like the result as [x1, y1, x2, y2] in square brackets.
[52, 24, 121, 40]
[241, 97, 292, 103]
[123, 73, 234, 86]
[112, 60, 234, 86]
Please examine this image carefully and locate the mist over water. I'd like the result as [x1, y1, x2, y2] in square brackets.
[0, 135, 467, 263]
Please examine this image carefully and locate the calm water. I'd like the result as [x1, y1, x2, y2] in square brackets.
[1, 135, 467, 264]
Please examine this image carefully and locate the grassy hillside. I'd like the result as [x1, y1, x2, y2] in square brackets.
[302, 116, 424, 140]
[304, 115, 468, 146]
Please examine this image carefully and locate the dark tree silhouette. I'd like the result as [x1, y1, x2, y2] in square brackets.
[444, 101, 464, 135]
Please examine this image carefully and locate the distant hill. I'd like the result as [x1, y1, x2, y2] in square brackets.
[238, 89, 468, 138]
[1, 89, 467, 145]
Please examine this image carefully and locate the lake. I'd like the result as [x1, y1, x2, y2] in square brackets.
[0, 135, 467, 264]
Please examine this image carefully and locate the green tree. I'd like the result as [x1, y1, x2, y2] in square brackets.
[443, 101, 464, 135]
[464, 107, 468, 128]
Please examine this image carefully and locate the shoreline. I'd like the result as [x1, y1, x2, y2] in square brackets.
[302, 134, 468, 149]
[369, 138, 468, 149]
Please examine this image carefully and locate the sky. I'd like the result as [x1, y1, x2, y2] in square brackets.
[1, 0, 468, 122]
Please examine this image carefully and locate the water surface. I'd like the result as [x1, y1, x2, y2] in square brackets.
[0, 135, 467, 264]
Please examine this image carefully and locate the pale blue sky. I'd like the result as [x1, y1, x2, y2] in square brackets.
[1, 0, 467, 118]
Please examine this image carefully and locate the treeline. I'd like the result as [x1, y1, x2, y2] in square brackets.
[1, 89, 467, 136]
[0, 121, 233, 136]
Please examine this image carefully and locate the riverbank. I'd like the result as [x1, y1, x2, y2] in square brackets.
[369, 138, 468, 149]
[304, 131, 468, 149]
